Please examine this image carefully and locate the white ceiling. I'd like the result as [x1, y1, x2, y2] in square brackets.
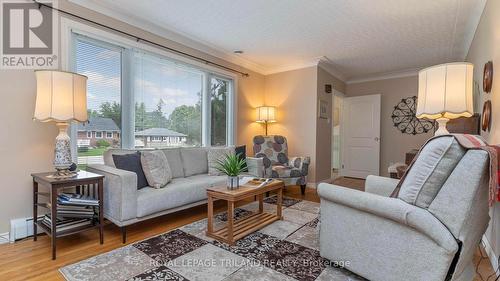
[71, 0, 486, 81]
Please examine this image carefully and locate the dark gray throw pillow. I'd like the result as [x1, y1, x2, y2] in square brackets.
[112, 152, 149, 189]
[235, 145, 247, 171]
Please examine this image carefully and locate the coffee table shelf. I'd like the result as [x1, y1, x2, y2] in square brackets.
[206, 180, 284, 245]
[209, 212, 278, 242]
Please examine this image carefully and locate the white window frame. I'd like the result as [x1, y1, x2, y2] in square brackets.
[86, 131, 92, 138]
[95, 131, 103, 139]
[106, 131, 113, 138]
[62, 18, 238, 160]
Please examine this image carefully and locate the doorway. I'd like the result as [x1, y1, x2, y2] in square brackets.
[331, 91, 344, 179]
[340, 94, 381, 179]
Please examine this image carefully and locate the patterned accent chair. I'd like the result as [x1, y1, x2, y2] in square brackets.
[252, 135, 310, 194]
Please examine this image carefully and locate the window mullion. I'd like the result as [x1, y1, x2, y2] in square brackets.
[202, 73, 211, 147]
[121, 49, 134, 149]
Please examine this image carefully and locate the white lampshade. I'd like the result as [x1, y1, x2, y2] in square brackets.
[256, 106, 276, 123]
[34, 70, 88, 123]
[416, 62, 474, 120]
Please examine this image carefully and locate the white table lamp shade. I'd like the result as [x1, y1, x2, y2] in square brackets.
[416, 62, 474, 120]
[34, 70, 88, 123]
[256, 106, 276, 123]
[34, 70, 88, 174]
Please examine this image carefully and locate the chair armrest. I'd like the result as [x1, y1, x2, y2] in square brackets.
[317, 183, 458, 253]
[288, 156, 311, 176]
[246, 157, 264, 177]
[87, 164, 137, 223]
[365, 175, 399, 197]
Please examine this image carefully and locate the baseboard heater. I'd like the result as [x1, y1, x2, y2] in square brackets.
[10, 216, 44, 242]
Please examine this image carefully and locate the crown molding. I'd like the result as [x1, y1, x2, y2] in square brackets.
[346, 68, 420, 84]
[262, 58, 323, 75]
[68, 0, 267, 74]
[317, 61, 347, 82]
[463, 0, 487, 60]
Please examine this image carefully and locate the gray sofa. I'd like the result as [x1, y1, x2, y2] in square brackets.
[318, 136, 491, 281]
[87, 147, 263, 242]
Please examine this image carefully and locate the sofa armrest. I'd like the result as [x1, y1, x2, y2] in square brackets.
[317, 183, 458, 253]
[288, 156, 311, 176]
[365, 175, 399, 196]
[87, 164, 137, 223]
[246, 157, 264, 177]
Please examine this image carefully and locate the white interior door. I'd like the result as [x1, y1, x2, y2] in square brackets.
[341, 94, 381, 179]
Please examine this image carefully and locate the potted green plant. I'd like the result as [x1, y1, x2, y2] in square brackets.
[215, 153, 246, 190]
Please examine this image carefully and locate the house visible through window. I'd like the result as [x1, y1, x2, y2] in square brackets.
[134, 52, 202, 148]
[72, 33, 234, 169]
[75, 37, 122, 170]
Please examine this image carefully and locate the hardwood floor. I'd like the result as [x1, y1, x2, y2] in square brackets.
[0, 183, 494, 280]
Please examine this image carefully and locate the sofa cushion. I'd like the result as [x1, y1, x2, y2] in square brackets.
[398, 136, 466, 208]
[180, 147, 208, 176]
[161, 148, 184, 178]
[112, 152, 149, 189]
[187, 174, 226, 187]
[136, 177, 209, 217]
[141, 150, 172, 189]
[103, 149, 136, 167]
[207, 147, 235, 176]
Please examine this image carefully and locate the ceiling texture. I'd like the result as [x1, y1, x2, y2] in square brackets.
[71, 0, 486, 82]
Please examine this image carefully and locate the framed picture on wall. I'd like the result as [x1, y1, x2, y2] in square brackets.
[319, 99, 328, 119]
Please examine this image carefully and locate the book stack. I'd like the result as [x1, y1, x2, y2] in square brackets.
[38, 192, 100, 232]
[42, 214, 93, 232]
[57, 204, 95, 218]
[58, 193, 99, 206]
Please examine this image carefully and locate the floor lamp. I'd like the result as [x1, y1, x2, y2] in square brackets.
[256, 106, 276, 135]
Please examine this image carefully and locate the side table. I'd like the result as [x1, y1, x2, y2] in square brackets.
[31, 171, 104, 260]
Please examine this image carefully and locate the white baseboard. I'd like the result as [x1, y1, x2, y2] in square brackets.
[0, 232, 10, 244]
[306, 182, 317, 188]
[482, 235, 499, 276]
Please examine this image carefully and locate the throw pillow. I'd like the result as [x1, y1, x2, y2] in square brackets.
[141, 150, 172, 189]
[398, 136, 466, 208]
[208, 147, 235, 176]
[112, 152, 149, 189]
[235, 145, 248, 171]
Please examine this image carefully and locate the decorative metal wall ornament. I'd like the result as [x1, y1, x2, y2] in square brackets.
[391, 96, 434, 135]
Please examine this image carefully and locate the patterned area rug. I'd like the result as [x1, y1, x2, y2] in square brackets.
[60, 196, 364, 281]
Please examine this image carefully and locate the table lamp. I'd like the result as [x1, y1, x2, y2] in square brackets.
[34, 70, 88, 177]
[256, 106, 276, 135]
[416, 62, 474, 136]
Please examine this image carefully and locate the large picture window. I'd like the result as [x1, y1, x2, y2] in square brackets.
[134, 52, 203, 148]
[75, 38, 122, 170]
[72, 33, 235, 168]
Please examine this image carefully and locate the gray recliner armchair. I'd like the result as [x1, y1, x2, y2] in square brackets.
[318, 136, 491, 281]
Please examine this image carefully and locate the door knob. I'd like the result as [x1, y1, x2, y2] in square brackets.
[374, 137, 380, 141]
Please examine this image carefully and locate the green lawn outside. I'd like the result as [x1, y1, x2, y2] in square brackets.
[78, 147, 107, 157]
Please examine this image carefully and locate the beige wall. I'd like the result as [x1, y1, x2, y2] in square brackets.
[263, 66, 346, 183]
[466, 0, 500, 266]
[264, 67, 318, 181]
[0, 0, 264, 233]
[315, 66, 345, 182]
[346, 76, 433, 176]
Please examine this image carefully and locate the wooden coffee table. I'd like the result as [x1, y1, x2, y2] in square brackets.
[206, 180, 284, 245]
